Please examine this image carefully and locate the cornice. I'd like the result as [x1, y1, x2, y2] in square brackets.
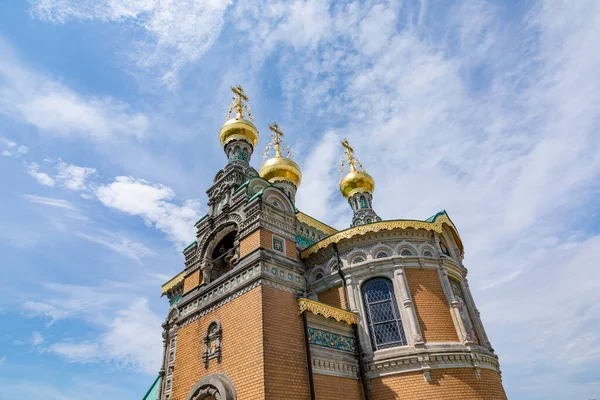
[301, 214, 463, 259]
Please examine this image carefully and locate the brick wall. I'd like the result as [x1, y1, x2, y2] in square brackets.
[317, 285, 347, 309]
[405, 269, 458, 342]
[183, 269, 201, 294]
[262, 285, 311, 399]
[239, 228, 297, 261]
[314, 374, 363, 400]
[170, 286, 265, 400]
[370, 368, 507, 400]
[239, 229, 261, 259]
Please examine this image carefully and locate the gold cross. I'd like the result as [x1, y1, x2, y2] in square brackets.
[341, 138, 358, 172]
[269, 123, 284, 157]
[226, 84, 253, 121]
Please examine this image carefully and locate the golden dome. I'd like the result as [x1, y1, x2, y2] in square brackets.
[219, 118, 259, 147]
[339, 169, 375, 198]
[260, 156, 302, 187]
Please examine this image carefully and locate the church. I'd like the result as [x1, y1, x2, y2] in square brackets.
[143, 86, 507, 400]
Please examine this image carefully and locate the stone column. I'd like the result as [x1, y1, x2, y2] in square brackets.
[393, 265, 424, 347]
[461, 278, 493, 351]
[437, 264, 470, 344]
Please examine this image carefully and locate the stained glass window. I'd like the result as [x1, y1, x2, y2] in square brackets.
[361, 278, 406, 350]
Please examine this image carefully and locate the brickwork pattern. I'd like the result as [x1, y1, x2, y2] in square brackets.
[239, 229, 261, 259]
[369, 368, 507, 400]
[170, 286, 265, 400]
[183, 269, 201, 294]
[239, 228, 297, 261]
[313, 374, 363, 400]
[317, 285, 347, 309]
[405, 269, 458, 342]
[262, 285, 311, 399]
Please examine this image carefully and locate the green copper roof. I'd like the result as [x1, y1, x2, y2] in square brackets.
[195, 214, 208, 225]
[424, 210, 447, 223]
[182, 240, 197, 253]
[142, 376, 160, 400]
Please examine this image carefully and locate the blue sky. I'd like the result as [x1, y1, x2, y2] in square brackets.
[0, 1, 599, 399]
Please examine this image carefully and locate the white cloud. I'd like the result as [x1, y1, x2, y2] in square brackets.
[29, 0, 233, 88]
[0, 137, 28, 157]
[0, 38, 149, 140]
[48, 298, 162, 374]
[55, 159, 96, 191]
[31, 332, 45, 346]
[22, 301, 70, 325]
[22, 194, 76, 210]
[25, 163, 55, 187]
[75, 231, 154, 263]
[96, 176, 200, 247]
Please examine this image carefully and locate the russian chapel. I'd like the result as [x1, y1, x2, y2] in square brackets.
[143, 86, 507, 400]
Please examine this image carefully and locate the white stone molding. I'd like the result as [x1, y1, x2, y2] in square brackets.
[437, 266, 472, 345]
[461, 278, 493, 351]
[393, 264, 424, 347]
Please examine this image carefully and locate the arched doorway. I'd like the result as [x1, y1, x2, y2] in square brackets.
[186, 374, 236, 400]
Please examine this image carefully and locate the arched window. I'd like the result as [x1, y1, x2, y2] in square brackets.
[315, 272, 324, 281]
[401, 249, 413, 256]
[359, 196, 368, 209]
[352, 256, 365, 264]
[361, 278, 407, 350]
[423, 250, 433, 257]
[376, 252, 388, 259]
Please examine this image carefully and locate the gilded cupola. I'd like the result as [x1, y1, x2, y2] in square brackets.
[339, 138, 381, 227]
[259, 123, 302, 202]
[219, 85, 259, 163]
[339, 138, 375, 198]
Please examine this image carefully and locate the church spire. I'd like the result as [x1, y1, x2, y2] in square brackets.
[219, 85, 259, 164]
[339, 138, 381, 227]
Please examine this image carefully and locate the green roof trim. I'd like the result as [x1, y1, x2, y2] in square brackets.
[183, 240, 197, 253]
[248, 188, 266, 202]
[234, 179, 251, 194]
[142, 376, 160, 400]
[424, 210, 447, 223]
[195, 214, 208, 225]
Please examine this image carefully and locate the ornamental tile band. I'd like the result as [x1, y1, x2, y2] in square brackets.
[300, 212, 463, 259]
[297, 298, 358, 325]
[161, 271, 185, 296]
[308, 327, 357, 353]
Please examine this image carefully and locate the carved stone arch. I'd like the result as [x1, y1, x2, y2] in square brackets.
[419, 243, 436, 257]
[201, 223, 239, 264]
[213, 170, 225, 183]
[396, 242, 417, 256]
[262, 187, 294, 213]
[371, 243, 394, 259]
[310, 267, 325, 283]
[346, 249, 368, 265]
[247, 176, 270, 195]
[325, 258, 337, 274]
[167, 306, 180, 324]
[186, 373, 236, 400]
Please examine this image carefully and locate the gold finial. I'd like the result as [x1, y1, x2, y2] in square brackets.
[341, 138, 365, 173]
[226, 85, 254, 121]
[266, 122, 285, 158]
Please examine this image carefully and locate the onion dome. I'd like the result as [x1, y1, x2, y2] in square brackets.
[219, 85, 259, 147]
[339, 138, 375, 198]
[259, 123, 302, 187]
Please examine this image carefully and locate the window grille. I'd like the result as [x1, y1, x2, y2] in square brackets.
[361, 278, 407, 350]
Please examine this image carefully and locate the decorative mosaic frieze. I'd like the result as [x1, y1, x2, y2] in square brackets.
[295, 234, 314, 250]
[308, 328, 356, 353]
